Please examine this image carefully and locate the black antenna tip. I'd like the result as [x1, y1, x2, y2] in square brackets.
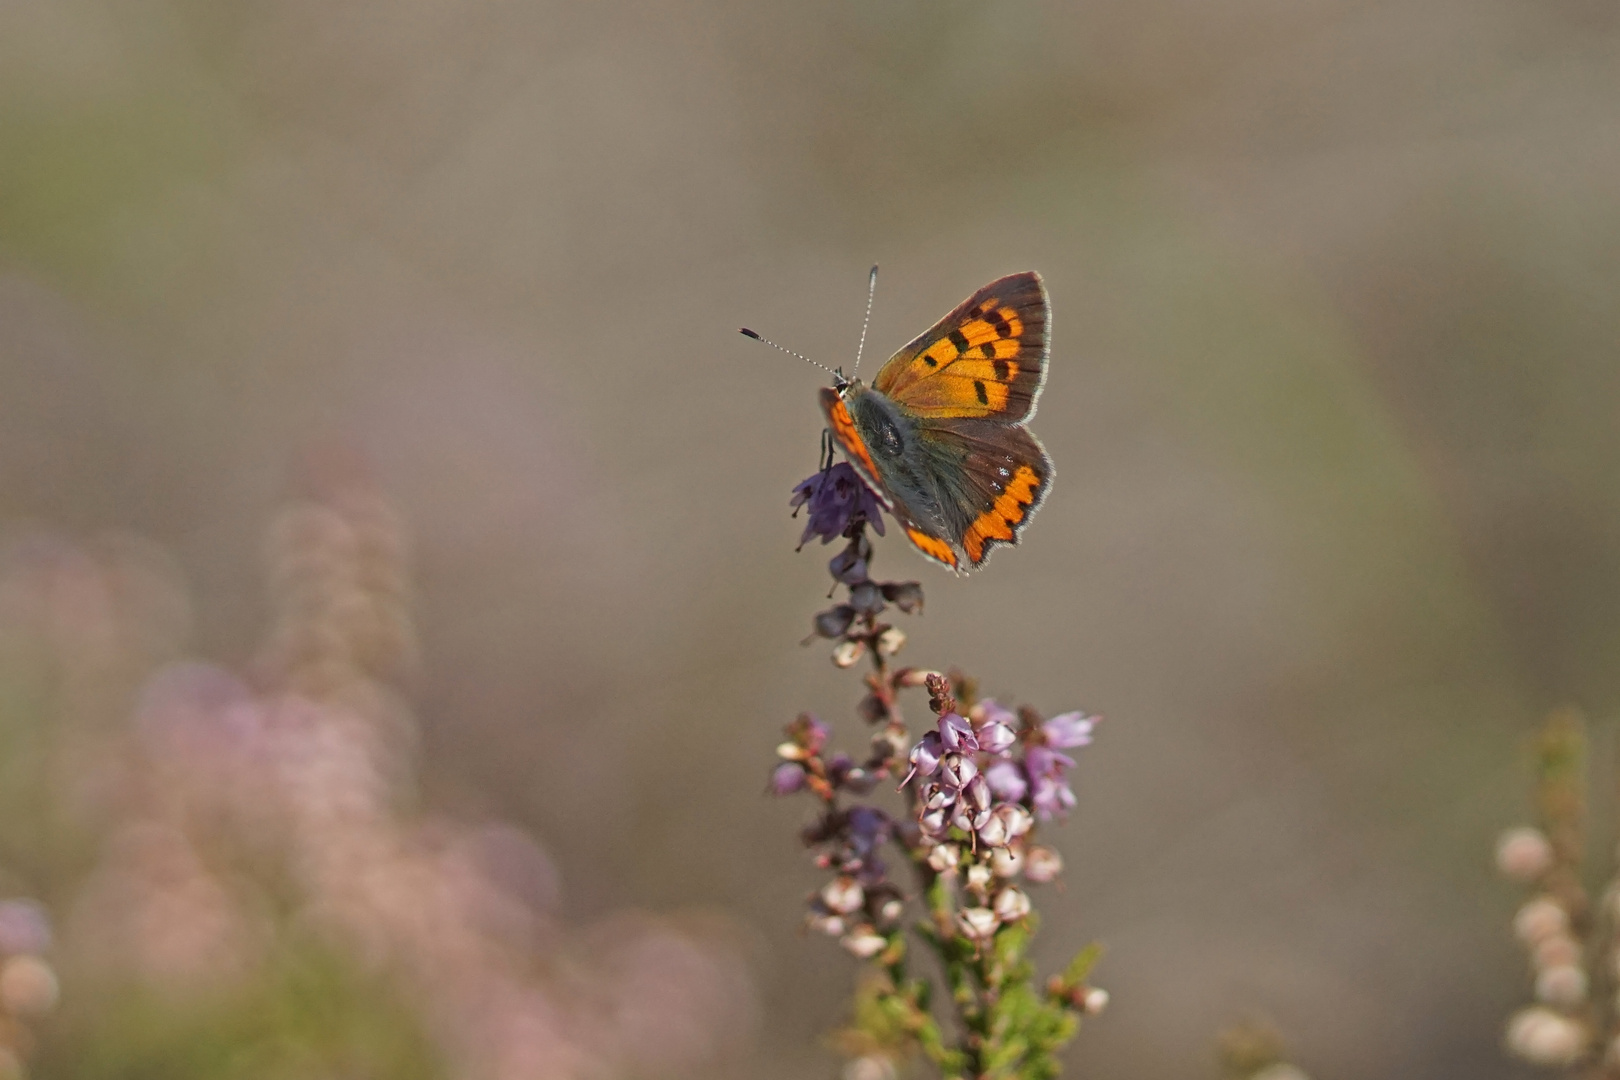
[868, 264, 879, 278]
[739, 328, 761, 339]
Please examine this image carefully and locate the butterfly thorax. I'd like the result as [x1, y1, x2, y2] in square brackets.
[840, 382, 911, 462]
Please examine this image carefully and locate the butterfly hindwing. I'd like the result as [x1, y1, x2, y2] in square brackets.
[917, 419, 1052, 569]
[872, 272, 1049, 422]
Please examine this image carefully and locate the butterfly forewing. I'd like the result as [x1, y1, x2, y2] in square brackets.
[872, 272, 1049, 422]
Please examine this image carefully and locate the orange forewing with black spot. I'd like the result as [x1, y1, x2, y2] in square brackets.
[873, 272, 1048, 422]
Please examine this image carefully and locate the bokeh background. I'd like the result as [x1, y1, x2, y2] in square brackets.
[3, 1, 1619, 1077]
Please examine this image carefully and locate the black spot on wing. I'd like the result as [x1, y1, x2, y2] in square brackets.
[947, 329, 970, 353]
[992, 358, 1009, 381]
[974, 380, 988, 405]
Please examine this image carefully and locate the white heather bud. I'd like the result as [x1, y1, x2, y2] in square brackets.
[832, 640, 866, 668]
[1533, 933, 1582, 971]
[1515, 896, 1569, 945]
[876, 627, 906, 657]
[1497, 826, 1555, 883]
[993, 886, 1031, 922]
[897, 669, 943, 687]
[821, 876, 865, 915]
[878, 898, 904, 925]
[1505, 1006, 1588, 1066]
[842, 927, 888, 959]
[776, 741, 810, 761]
[956, 906, 999, 941]
[1536, 964, 1590, 1008]
[1250, 1066, 1309, 1080]
[990, 844, 1025, 878]
[0, 956, 57, 1016]
[977, 813, 1011, 848]
[965, 863, 993, 896]
[919, 806, 950, 838]
[927, 844, 961, 873]
[980, 804, 1031, 849]
[843, 1055, 898, 1080]
[1024, 845, 1063, 884]
[1081, 987, 1110, 1015]
[807, 912, 846, 937]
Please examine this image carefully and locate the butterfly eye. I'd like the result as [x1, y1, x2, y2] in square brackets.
[875, 418, 904, 459]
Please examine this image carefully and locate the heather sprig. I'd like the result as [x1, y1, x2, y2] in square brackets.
[1495, 708, 1609, 1071]
[773, 465, 1105, 1080]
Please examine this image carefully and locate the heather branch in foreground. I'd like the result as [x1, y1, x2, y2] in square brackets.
[773, 462, 1105, 1080]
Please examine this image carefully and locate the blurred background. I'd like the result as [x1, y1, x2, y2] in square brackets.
[1, 0, 1618, 1076]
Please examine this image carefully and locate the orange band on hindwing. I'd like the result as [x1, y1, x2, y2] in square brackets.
[962, 464, 1043, 567]
[905, 527, 958, 570]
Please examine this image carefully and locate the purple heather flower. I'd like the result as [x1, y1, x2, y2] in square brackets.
[974, 699, 1018, 728]
[880, 581, 924, 613]
[813, 605, 856, 638]
[1042, 711, 1096, 749]
[977, 719, 1017, 756]
[828, 545, 868, 585]
[985, 759, 1029, 803]
[770, 762, 807, 795]
[1025, 745, 1075, 782]
[845, 806, 890, 856]
[790, 463, 887, 546]
[938, 712, 978, 753]
[962, 774, 993, 821]
[1030, 771, 1077, 819]
[1023, 743, 1078, 820]
[903, 731, 943, 786]
[848, 581, 885, 614]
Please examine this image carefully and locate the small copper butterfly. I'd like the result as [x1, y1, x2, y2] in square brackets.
[746, 270, 1053, 571]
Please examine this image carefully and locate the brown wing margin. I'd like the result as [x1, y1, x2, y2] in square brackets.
[871, 272, 1049, 423]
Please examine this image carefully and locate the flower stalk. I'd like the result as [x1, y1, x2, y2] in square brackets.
[775, 464, 1104, 1079]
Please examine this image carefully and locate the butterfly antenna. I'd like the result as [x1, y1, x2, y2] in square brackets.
[850, 264, 879, 379]
[738, 327, 843, 380]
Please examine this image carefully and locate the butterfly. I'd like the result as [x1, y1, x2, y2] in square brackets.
[749, 271, 1053, 572]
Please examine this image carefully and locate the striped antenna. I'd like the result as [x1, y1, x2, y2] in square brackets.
[850, 264, 879, 379]
[738, 327, 843, 379]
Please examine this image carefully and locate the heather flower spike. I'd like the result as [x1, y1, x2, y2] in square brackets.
[790, 462, 887, 547]
[770, 460, 1105, 1078]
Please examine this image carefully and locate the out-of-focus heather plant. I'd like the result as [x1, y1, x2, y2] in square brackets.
[1495, 708, 1620, 1073]
[0, 461, 753, 1079]
[774, 463, 1106, 1080]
